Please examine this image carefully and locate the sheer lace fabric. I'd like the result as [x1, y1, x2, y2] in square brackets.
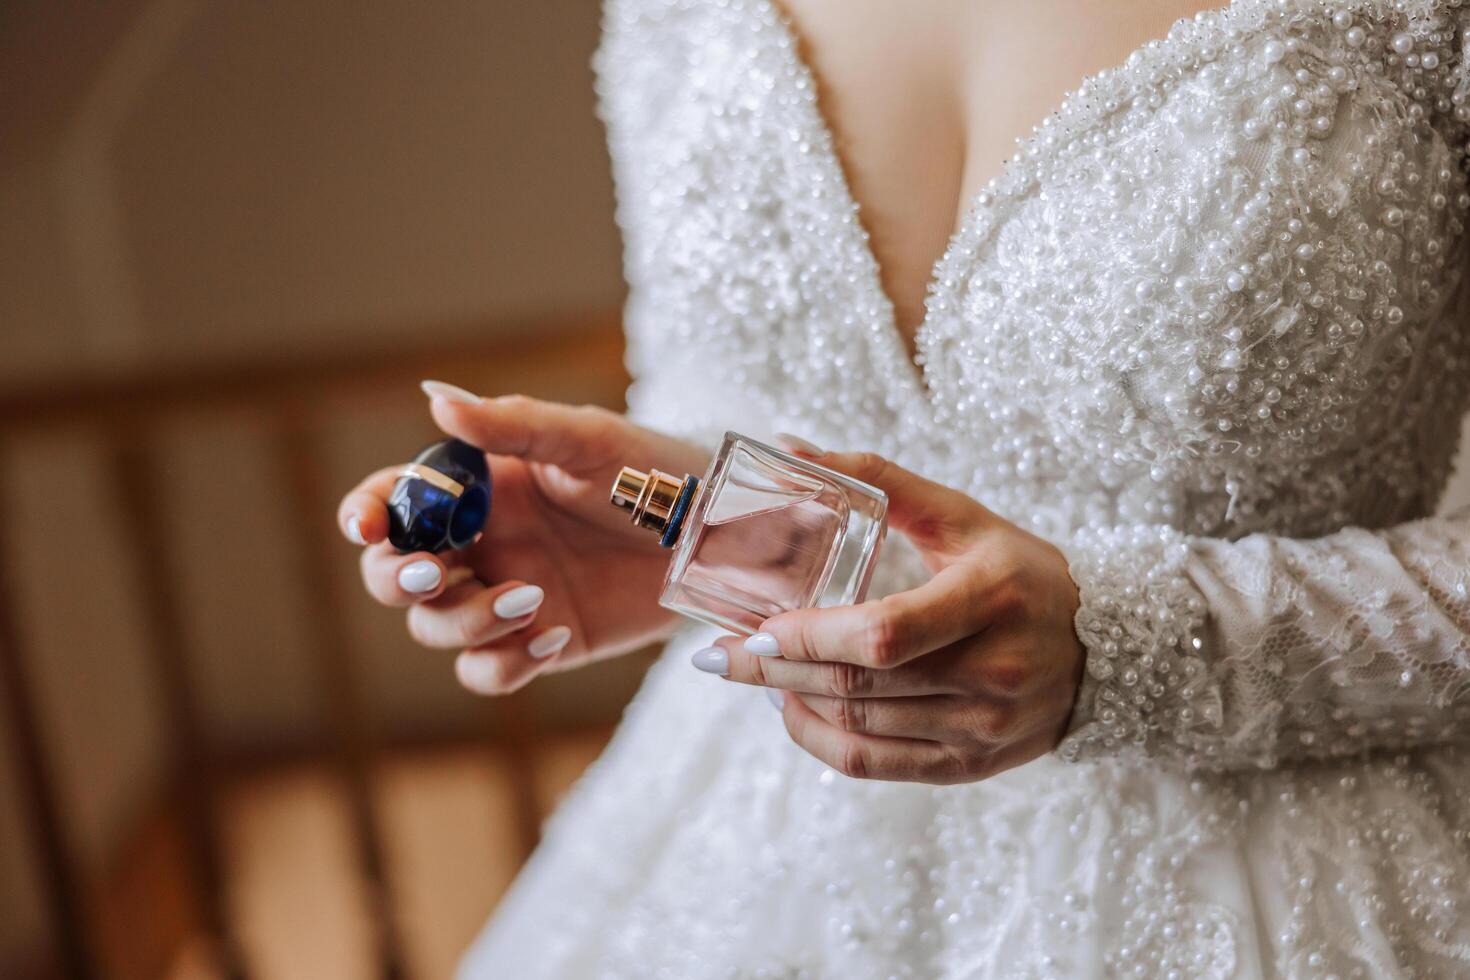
[462, 1, 1470, 976]
[1064, 511, 1470, 769]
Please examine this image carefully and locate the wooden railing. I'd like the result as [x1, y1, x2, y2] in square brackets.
[0, 311, 632, 980]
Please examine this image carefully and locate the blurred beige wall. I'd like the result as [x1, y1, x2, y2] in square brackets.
[1, 0, 623, 382]
[0, 0, 625, 968]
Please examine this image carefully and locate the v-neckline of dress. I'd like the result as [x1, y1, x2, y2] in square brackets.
[755, 0, 1256, 414]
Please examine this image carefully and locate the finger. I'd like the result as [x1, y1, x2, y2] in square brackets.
[751, 564, 995, 668]
[794, 692, 1016, 746]
[454, 624, 576, 696]
[708, 637, 956, 697]
[426, 392, 624, 470]
[788, 448, 995, 547]
[338, 466, 402, 545]
[359, 544, 456, 607]
[777, 692, 970, 783]
[406, 581, 545, 649]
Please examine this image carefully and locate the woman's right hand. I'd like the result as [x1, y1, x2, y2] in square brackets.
[337, 381, 710, 695]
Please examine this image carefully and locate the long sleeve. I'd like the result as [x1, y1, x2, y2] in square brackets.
[1057, 510, 1470, 770]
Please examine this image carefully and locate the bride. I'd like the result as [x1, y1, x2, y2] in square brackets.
[339, 0, 1470, 975]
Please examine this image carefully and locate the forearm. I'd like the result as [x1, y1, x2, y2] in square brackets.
[1058, 511, 1470, 770]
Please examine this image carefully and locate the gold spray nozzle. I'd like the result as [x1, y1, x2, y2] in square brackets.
[610, 466, 686, 535]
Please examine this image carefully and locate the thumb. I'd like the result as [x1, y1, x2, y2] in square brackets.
[782, 441, 994, 550]
[426, 389, 622, 471]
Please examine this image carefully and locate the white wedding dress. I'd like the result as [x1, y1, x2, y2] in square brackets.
[462, 0, 1470, 975]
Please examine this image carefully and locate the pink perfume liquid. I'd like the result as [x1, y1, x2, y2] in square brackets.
[668, 487, 844, 627]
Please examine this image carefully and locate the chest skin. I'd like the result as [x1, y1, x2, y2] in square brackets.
[775, 0, 1223, 350]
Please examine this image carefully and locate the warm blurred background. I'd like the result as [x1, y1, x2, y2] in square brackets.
[10, 3, 1470, 980]
[0, 2, 648, 978]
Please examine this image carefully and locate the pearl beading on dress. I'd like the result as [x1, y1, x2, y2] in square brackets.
[1031, 1, 1470, 772]
[462, 2, 1470, 977]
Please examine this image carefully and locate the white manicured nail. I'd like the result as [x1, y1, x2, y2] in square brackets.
[493, 584, 545, 619]
[765, 688, 785, 710]
[420, 379, 480, 405]
[690, 646, 729, 675]
[744, 632, 781, 657]
[528, 625, 572, 659]
[399, 560, 443, 593]
[774, 432, 824, 456]
[346, 515, 366, 545]
[455, 653, 500, 694]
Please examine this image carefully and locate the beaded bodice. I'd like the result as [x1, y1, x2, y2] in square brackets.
[605, 0, 1470, 545]
[462, 2, 1470, 976]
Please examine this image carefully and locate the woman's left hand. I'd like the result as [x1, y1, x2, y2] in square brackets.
[702, 443, 1087, 784]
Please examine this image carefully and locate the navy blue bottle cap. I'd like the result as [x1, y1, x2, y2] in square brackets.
[387, 438, 492, 554]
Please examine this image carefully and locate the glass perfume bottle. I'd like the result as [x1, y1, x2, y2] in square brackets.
[609, 432, 888, 634]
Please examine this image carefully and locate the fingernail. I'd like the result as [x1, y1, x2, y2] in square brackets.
[455, 652, 500, 694]
[493, 584, 545, 619]
[774, 432, 824, 456]
[765, 688, 785, 710]
[420, 379, 480, 405]
[346, 515, 366, 545]
[744, 632, 781, 657]
[528, 625, 572, 659]
[399, 560, 443, 593]
[690, 646, 729, 675]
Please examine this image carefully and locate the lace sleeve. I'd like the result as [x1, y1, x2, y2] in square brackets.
[1056, 511, 1470, 770]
